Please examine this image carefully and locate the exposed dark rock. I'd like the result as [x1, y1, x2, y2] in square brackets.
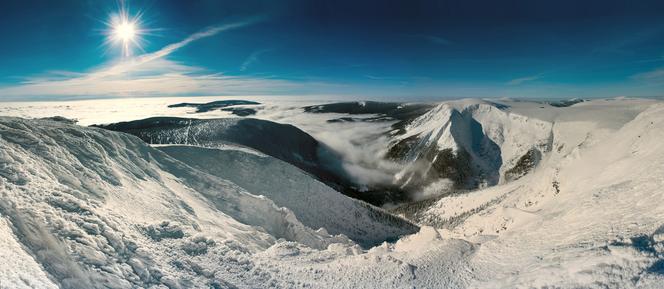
[545, 98, 586, 108]
[504, 148, 542, 182]
[168, 100, 260, 113]
[220, 107, 257, 116]
[552, 180, 561, 194]
[385, 134, 420, 161]
[427, 148, 473, 188]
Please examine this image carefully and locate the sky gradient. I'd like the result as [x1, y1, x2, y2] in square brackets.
[1, 0, 664, 100]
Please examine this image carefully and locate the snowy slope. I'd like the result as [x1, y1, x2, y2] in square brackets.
[388, 99, 552, 197]
[1, 98, 664, 288]
[95, 117, 323, 170]
[414, 99, 664, 288]
[0, 217, 59, 288]
[94, 117, 364, 199]
[157, 145, 418, 247]
[0, 116, 407, 288]
[236, 99, 664, 289]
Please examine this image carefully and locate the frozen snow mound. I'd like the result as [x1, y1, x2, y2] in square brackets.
[0, 116, 362, 288]
[158, 145, 419, 247]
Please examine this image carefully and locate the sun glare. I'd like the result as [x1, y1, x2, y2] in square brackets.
[105, 3, 145, 57]
[114, 22, 136, 42]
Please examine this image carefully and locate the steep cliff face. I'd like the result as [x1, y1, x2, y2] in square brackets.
[386, 100, 552, 198]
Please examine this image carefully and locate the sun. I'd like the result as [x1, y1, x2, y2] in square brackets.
[114, 21, 136, 43]
[104, 3, 145, 57]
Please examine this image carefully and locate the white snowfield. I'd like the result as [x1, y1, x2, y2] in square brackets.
[0, 97, 663, 288]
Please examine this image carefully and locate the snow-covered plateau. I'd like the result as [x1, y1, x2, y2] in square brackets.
[1, 97, 664, 288]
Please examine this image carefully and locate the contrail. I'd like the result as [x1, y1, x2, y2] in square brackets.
[96, 17, 264, 78]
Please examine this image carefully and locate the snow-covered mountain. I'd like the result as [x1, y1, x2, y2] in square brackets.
[0, 116, 415, 288]
[385, 99, 553, 198]
[396, 98, 664, 287]
[156, 145, 418, 247]
[289, 99, 554, 202]
[1, 97, 663, 288]
[95, 117, 361, 199]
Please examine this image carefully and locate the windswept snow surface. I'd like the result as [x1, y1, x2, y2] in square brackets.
[1, 97, 664, 288]
[0, 116, 412, 288]
[0, 217, 58, 288]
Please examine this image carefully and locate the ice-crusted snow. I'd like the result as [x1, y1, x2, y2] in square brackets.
[0, 217, 59, 289]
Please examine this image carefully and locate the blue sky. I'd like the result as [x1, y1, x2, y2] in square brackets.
[1, 0, 664, 100]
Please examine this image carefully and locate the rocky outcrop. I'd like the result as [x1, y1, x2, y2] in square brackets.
[504, 148, 542, 182]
